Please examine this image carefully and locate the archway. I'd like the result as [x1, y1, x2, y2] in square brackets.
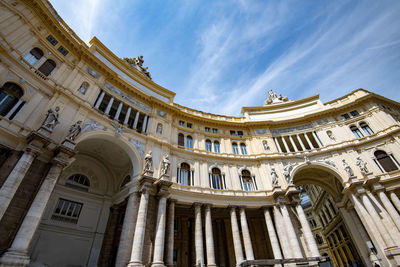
[292, 164, 368, 267]
[29, 133, 140, 267]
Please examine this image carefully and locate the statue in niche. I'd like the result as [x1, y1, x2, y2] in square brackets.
[156, 123, 163, 134]
[264, 89, 289, 105]
[66, 120, 82, 141]
[271, 168, 279, 186]
[161, 154, 170, 176]
[263, 140, 270, 151]
[144, 151, 153, 173]
[283, 163, 295, 184]
[342, 159, 354, 177]
[41, 106, 60, 131]
[356, 157, 369, 174]
[327, 130, 335, 141]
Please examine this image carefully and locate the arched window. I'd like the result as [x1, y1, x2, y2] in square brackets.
[120, 175, 131, 188]
[24, 47, 43, 65]
[78, 82, 89, 95]
[374, 150, 399, 172]
[0, 82, 24, 119]
[241, 169, 257, 191]
[186, 136, 193, 148]
[232, 142, 239, 155]
[240, 143, 247, 155]
[350, 125, 363, 138]
[177, 163, 192, 186]
[210, 168, 225, 189]
[360, 122, 373, 136]
[214, 141, 220, 153]
[178, 133, 184, 146]
[205, 139, 212, 152]
[38, 59, 56, 76]
[66, 174, 90, 191]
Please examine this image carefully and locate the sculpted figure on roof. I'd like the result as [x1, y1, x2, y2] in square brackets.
[264, 89, 289, 105]
[123, 55, 152, 80]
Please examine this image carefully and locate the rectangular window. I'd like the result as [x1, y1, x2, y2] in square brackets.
[237, 131, 243, 136]
[230, 130, 236, 135]
[46, 35, 58, 46]
[57, 46, 69, 56]
[187, 123, 192, 128]
[350, 110, 359, 117]
[212, 128, 218, 134]
[341, 113, 350, 120]
[52, 198, 83, 224]
[179, 120, 185, 126]
[205, 127, 210, 132]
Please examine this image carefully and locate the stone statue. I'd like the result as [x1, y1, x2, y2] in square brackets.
[356, 157, 369, 174]
[304, 156, 311, 165]
[144, 151, 153, 173]
[42, 106, 60, 131]
[156, 123, 163, 134]
[161, 154, 170, 176]
[123, 56, 152, 80]
[66, 120, 82, 141]
[111, 121, 128, 137]
[342, 159, 354, 177]
[327, 131, 335, 141]
[264, 90, 289, 105]
[263, 141, 270, 151]
[283, 163, 294, 184]
[271, 168, 279, 186]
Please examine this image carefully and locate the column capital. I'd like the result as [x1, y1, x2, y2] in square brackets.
[193, 202, 203, 208]
[370, 182, 385, 193]
[204, 203, 213, 209]
[25, 144, 42, 156]
[168, 198, 177, 204]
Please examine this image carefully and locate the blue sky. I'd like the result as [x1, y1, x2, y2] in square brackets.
[49, 0, 400, 116]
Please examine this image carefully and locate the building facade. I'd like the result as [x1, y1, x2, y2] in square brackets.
[1, 1, 400, 266]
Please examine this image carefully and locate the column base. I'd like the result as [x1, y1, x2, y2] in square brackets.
[207, 264, 217, 267]
[151, 262, 166, 267]
[0, 250, 30, 267]
[127, 262, 145, 267]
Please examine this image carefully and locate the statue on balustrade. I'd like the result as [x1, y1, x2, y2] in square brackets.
[161, 154, 170, 176]
[283, 163, 295, 184]
[144, 151, 153, 173]
[264, 90, 289, 105]
[66, 120, 82, 141]
[342, 159, 354, 177]
[271, 168, 279, 186]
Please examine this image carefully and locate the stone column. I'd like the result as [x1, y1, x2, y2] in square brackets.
[273, 205, 291, 258]
[280, 204, 302, 258]
[304, 133, 315, 149]
[152, 186, 169, 267]
[205, 204, 217, 267]
[166, 200, 176, 267]
[94, 90, 105, 109]
[390, 191, 400, 213]
[273, 137, 282, 153]
[296, 134, 306, 150]
[142, 115, 148, 133]
[312, 131, 323, 147]
[128, 178, 154, 267]
[0, 146, 40, 220]
[115, 192, 139, 267]
[216, 220, 226, 267]
[115, 101, 123, 120]
[263, 207, 282, 259]
[376, 190, 400, 231]
[239, 207, 254, 260]
[133, 111, 140, 129]
[194, 203, 204, 266]
[359, 192, 396, 248]
[104, 96, 114, 115]
[281, 136, 290, 152]
[295, 203, 320, 257]
[230, 207, 244, 266]
[124, 107, 132, 125]
[0, 158, 65, 266]
[288, 135, 299, 152]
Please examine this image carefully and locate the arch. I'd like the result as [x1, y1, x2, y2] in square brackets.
[120, 175, 131, 188]
[350, 125, 363, 138]
[178, 133, 184, 146]
[66, 173, 90, 191]
[75, 131, 141, 179]
[232, 142, 239, 154]
[213, 141, 220, 153]
[291, 162, 345, 200]
[205, 139, 212, 152]
[359, 121, 373, 136]
[0, 82, 24, 117]
[374, 150, 398, 172]
[186, 135, 193, 148]
[178, 162, 192, 185]
[240, 143, 247, 155]
[24, 47, 44, 65]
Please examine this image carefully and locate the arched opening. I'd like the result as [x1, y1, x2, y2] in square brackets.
[293, 165, 366, 267]
[0, 82, 24, 118]
[30, 134, 139, 267]
[24, 47, 43, 65]
[38, 59, 56, 76]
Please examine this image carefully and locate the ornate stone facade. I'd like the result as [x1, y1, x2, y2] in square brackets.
[0, 1, 400, 267]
